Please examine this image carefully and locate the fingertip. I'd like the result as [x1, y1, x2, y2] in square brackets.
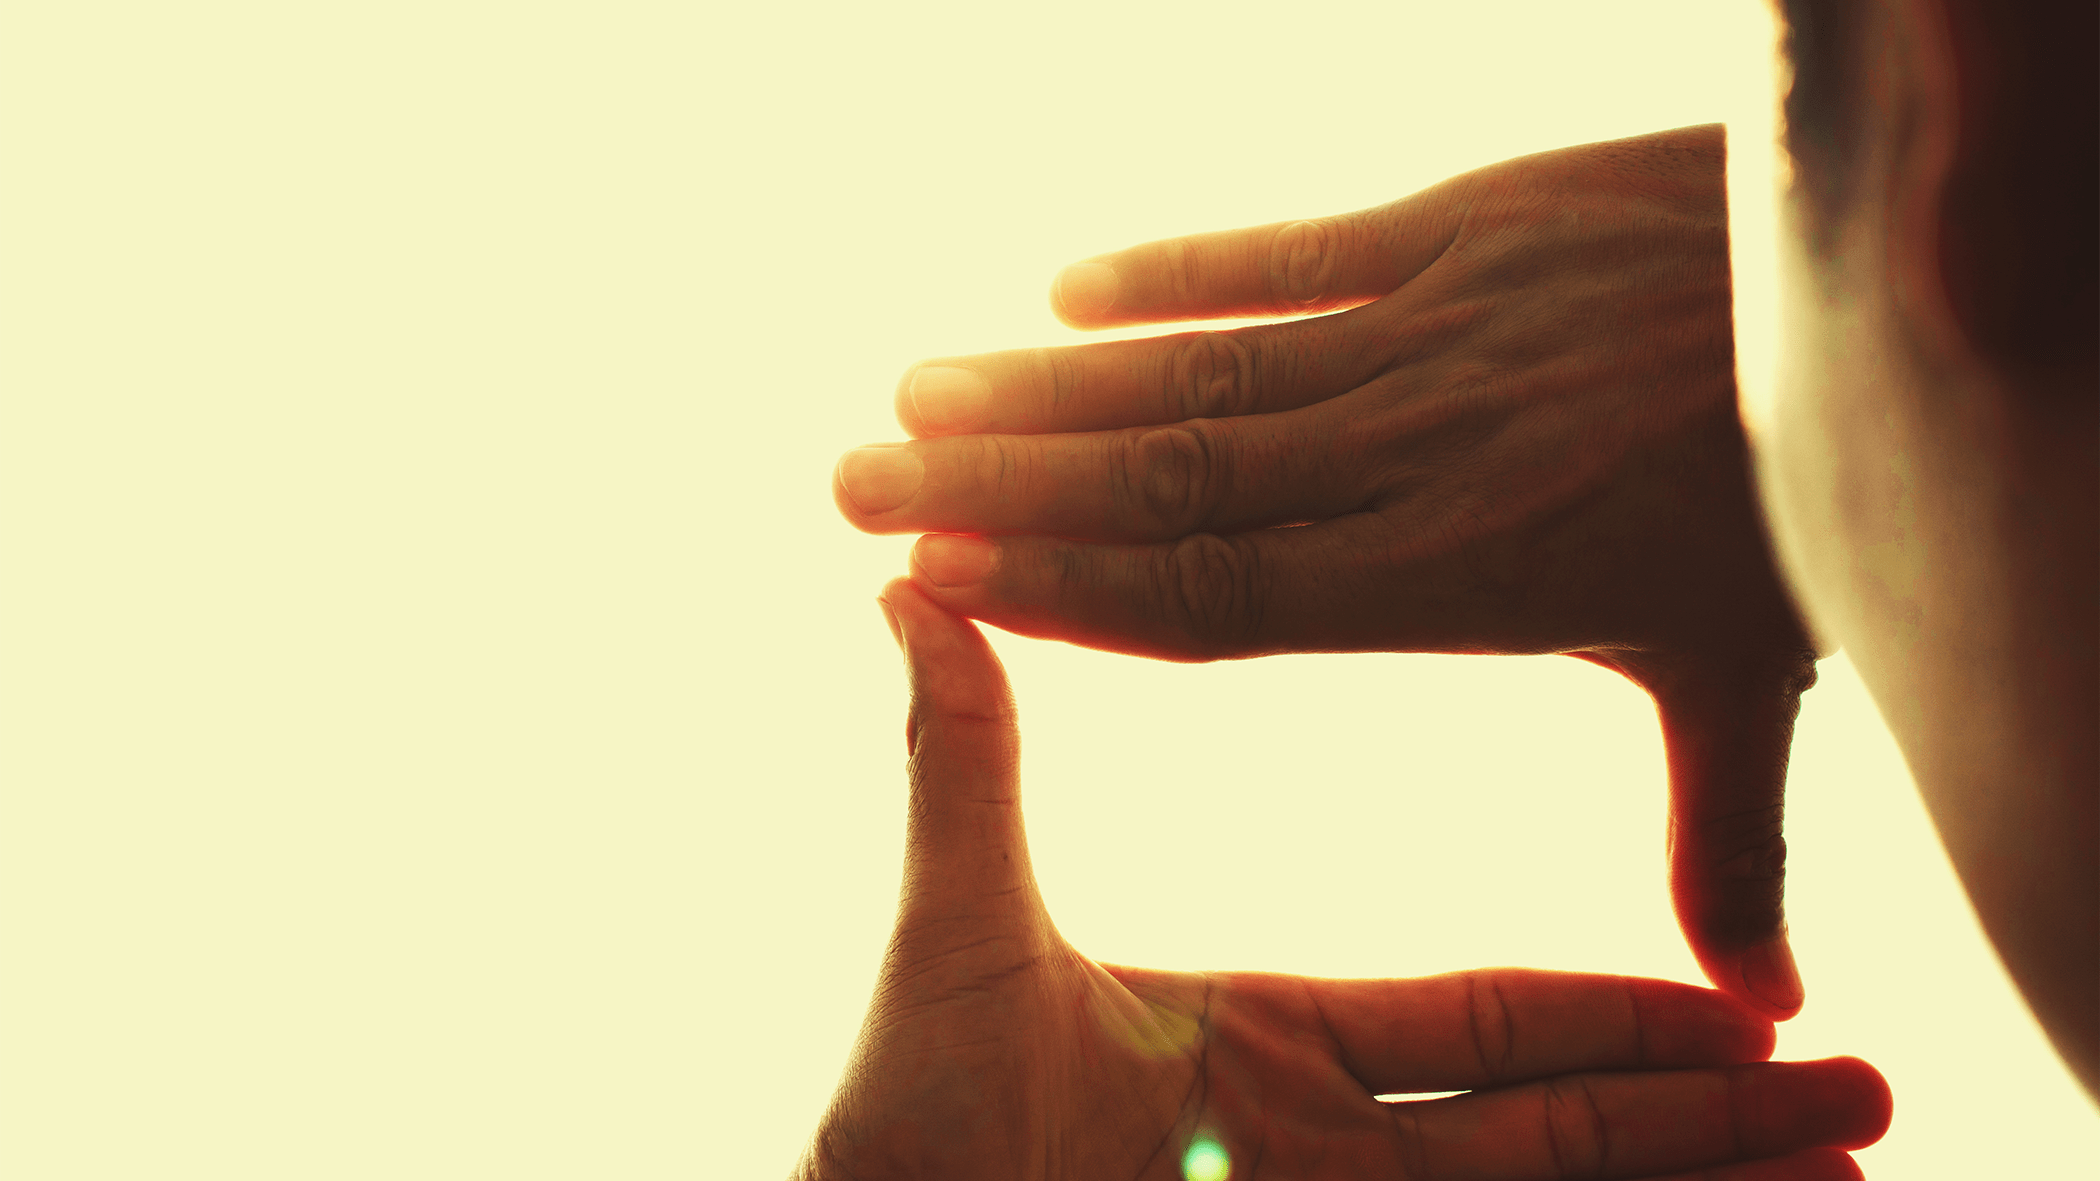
[1740, 936, 1805, 1020]
[834, 443, 925, 520]
[1711, 993, 1780, 1064]
[1713, 1056, 1896, 1166]
[878, 574, 1011, 717]
[876, 575, 938, 651]
[1750, 1056, 1891, 1155]
[1632, 979, 1775, 1067]
[1695, 938, 1805, 1022]
[875, 590, 903, 650]
[1813, 1055, 1895, 1149]
[897, 364, 992, 436]
[910, 533, 999, 589]
[891, 366, 926, 436]
[1052, 261, 1118, 327]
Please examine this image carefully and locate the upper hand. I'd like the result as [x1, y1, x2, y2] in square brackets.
[831, 126, 1820, 1018]
[797, 581, 1888, 1180]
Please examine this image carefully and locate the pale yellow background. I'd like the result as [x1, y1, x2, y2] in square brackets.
[3, 2, 2092, 1178]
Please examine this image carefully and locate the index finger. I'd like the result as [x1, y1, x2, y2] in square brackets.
[1264, 968, 1774, 1095]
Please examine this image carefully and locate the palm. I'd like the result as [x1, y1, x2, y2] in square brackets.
[798, 582, 1890, 1181]
[826, 920, 1411, 1179]
[1100, 963, 1422, 1179]
[822, 925, 1204, 1178]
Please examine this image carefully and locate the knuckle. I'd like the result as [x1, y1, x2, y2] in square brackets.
[1540, 1076, 1610, 1180]
[1120, 423, 1220, 535]
[1706, 810, 1788, 886]
[1464, 970, 1518, 1086]
[1165, 330, 1259, 420]
[1773, 648, 1820, 698]
[1029, 346, 1085, 421]
[1151, 532, 1266, 658]
[1159, 236, 1199, 302]
[1384, 1102, 1434, 1181]
[1722, 1065, 1754, 1159]
[1048, 539, 1095, 596]
[963, 432, 1031, 502]
[1620, 976, 1652, 1067]
[1270, 218, 1340, 305]
[1689, 807, 1788, 944]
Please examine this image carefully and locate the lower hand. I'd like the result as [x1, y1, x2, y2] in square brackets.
[797, 581, 1889, 1180]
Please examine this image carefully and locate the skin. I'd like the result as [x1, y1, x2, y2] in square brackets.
[834, 8, 2100, 1085]
[795, 580, 1891, 1180]
[1758, 0, 2097, 1097]
[833, 126, 1819, 1019]
[817, 5, 2095, 1170]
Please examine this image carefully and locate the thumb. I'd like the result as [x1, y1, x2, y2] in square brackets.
[876, 577, 1047, 943]
[1646, 655, 1816, 1021]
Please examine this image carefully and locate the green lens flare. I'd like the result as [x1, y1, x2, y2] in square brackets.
[1182, 1136, 1230, 1181]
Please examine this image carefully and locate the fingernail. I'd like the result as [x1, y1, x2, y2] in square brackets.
[908, 366, 992, 433]
[1054, 262, 1117, 321]
[837, 446, 924, 514]
[875, 596, 903, 650]
[1742, 936, 1804, 1014]
[913, 534, 997, 588]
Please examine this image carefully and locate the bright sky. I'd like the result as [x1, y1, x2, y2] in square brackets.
[4, 2, 2094, 1178]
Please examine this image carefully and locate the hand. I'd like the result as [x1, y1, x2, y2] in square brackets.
[832, 126, 1820, 1018]
[796, 580, 1890, 1181]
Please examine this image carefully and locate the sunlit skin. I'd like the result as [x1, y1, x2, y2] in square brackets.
[794, 580, 1892, 1181]
[833, 126, 1820, 1020]
[817, 6, 2094, 1172]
